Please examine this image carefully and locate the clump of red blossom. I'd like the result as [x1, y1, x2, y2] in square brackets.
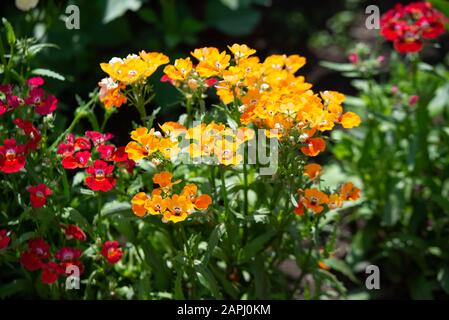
[20, 237, 86, 285]
[380, 2, 448, 53]
[57, 131, 135, 192]
[101, 240, 123, 264]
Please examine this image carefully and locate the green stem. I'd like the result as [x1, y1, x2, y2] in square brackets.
[243, 162, 249, 216]
[49, 92, 98, 150]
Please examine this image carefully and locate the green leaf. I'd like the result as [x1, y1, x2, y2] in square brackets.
[428, 83, 449, 117]
[2, 18, 16, 46]
[320, 61, 356, 72]
[205, 0, 261, 37]
[0, 279, 30, 298]
[238, 230, 276, 264]
[101, 200, 131, 215]
[28, 43, 59, 56]
[10, 232, 36, 249]
[203, 224, 224, 264]
[63, 207, 91, 232]
[429, 0, 449, 19]
[316, 269, 347, 295]
[194, 262, 222, 298]
[324, 258, 359, 283]
[103, 0, 143, 24]
[437, 268, 449, 294]
[31, 68, 65, 81]
[138, 8, 158, 24]
[72, 171, 86, 187]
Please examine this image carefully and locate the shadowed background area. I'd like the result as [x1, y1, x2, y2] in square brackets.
[2, 0, 448, 144]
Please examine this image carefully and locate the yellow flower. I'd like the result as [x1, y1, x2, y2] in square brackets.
[196, 51, 231, 78]
[158, 138, 180, 159]
[228, 44, 256, 61]
[340, 112, 361, 129]
[144, 194, 167, 215]
[163, 195, 194, 223]
[191, 47, 219, 61]
[163, 58, 193, 81]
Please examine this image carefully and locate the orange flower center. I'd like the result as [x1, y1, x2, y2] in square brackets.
[95, 169, 105, 180]
[5, 149, 16, 160]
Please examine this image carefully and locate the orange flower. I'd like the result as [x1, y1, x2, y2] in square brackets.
[318, 261, 330, 270]
[304, 163, 321, 180]
[153, 171, 180, 189]
[303, 188, 329, 213]
[340, 182, 361, 201]
[131, 192, 149, 217]
[340, 112, 361, 129]
[193, 194, 212, 210]
[125, 128, 160, 160]
[327, 194, 343, 210]
[163, 195, 194, 223]
[301, 137, 326, 157]
[98, 78, 127, 109]
[144, 194, 167, 215]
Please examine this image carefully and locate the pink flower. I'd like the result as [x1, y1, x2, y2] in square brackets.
[26, 77, 45, 88]
[409, 95, 419, 106]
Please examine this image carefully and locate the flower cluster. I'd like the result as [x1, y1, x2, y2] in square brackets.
[380, 1, 448, 53]
[20, 238, 84, 284]
[58, 131, 135, 192]
[0, 77, 58, 116]
[162, 45, 361, 157]
[294, 182, 361, 215]
[131, 171, 212, 223]
[0, 77, 58, 174]
[98, 52, 169, 109]
[126, 122, 254, 166]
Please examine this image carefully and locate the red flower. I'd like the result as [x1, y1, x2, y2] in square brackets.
[160, 74, 175, 85]
[27, 183, 52, 208]
[26, 77, 45, 88]
[85, 131, 114, 146]
[0, 138, 26, 173]
[41, 262, 62, 284]
[380, 2, 448, 54]
[25, 88, 58, 115]
[111, 146, 129, 162]
[14, 118, 42, 151]
[0, 84, 21, 116]
[61, 151, 91, 169]
[57, 134, 91, 157]
[0, 229, 11, 249]
[409, 95, 419, 106]
[20, 239, 50, 271]
[101, 240, 123, 264]
[85, 160, 116, 192]
[62, 224, 87, 241]
[56, 247, 84, 274]
[98, 144, 116, 160]
[205, 78, 218, 87]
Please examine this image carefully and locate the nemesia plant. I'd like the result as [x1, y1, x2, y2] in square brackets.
[1, 14, 363, 299]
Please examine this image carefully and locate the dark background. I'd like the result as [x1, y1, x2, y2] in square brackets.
[1, 0, 448, 143]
